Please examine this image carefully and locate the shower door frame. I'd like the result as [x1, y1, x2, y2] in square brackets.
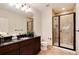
[53, 13, 76, 51]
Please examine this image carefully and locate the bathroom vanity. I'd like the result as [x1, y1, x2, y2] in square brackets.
[0, 36, 41, 55]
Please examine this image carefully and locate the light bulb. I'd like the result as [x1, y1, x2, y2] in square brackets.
[25, 8, 32, 13]
[21, 6, 27, 11]
[15, 3, 21, 9]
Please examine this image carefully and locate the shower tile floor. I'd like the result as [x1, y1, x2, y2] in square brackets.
[38, 46, 76, 55]
[54, 42, 73, 49]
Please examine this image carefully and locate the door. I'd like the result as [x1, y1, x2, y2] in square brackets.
[53, 16, 59, 46]
[60, 13, 75, 50]
[53, 13, 75, 50]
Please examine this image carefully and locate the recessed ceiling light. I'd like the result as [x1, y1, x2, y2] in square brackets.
[62, 8, 65, 10]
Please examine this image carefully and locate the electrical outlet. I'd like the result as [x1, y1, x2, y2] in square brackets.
[48, 38, 51, 40]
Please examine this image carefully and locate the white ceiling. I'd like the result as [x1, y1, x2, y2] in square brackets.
[0, 3, 33, 17]
[30, 3, 75, 13]
[0, 3, 75, 16]
[51, 3, 75, 13]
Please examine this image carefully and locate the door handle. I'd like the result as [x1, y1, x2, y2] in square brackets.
[76, 30, 79, 32]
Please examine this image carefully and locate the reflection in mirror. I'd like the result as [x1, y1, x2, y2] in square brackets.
[27, 17, 33, 33]
[0, 3, 33, 37]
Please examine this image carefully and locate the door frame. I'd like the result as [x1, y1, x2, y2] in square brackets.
[52, 13, 76, 51]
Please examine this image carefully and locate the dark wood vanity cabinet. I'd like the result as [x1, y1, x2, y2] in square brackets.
[0, 36, 41, 55]
[19, 37, 41, 55]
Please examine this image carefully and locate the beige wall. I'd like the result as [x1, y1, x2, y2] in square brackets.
[76, 3, 79, 54]
[41, 7, 55, 45]
[32, 8, 41, 36]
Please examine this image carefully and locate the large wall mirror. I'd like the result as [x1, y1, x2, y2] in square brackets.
[0, 3, 33, 36]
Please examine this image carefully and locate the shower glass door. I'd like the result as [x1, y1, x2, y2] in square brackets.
[53, 16, 59, 46]
[60, 14, 74, 49]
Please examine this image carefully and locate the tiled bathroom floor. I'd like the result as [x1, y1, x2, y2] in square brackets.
[38, 46, 76, 55]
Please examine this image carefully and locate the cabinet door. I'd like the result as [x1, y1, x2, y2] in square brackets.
[20, 40, 34, 55]
[33, 37, 41, 54]
[0, 43, 19, 55]
[36, 39, 40, 51]
[0, 46, 7, 55]
[20, 43, 33, 55]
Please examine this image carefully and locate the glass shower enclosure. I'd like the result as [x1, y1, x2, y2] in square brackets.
[53, 13, 75, 50]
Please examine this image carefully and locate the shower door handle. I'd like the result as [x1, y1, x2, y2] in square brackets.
[76, 30, 79, 32]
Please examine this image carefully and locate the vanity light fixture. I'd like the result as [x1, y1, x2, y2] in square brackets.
[9, 3, 31, 13]
[25, 5, 32, 12]
[25, 7, 31, 13]
[15, 3, 22, 9]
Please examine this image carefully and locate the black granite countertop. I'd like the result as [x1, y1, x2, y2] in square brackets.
[0, 36, 40, 47]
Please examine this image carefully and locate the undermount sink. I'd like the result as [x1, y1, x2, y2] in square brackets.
[19, 37, 31, 40]
[12, 37, 30, 42]
[0, 36, 12, 44]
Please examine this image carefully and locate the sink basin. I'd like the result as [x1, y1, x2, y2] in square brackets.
[20, 37, 30, 40]
[0, 36, 12, 44]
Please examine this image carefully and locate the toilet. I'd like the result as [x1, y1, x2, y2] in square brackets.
[41, 41, 48, 50]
